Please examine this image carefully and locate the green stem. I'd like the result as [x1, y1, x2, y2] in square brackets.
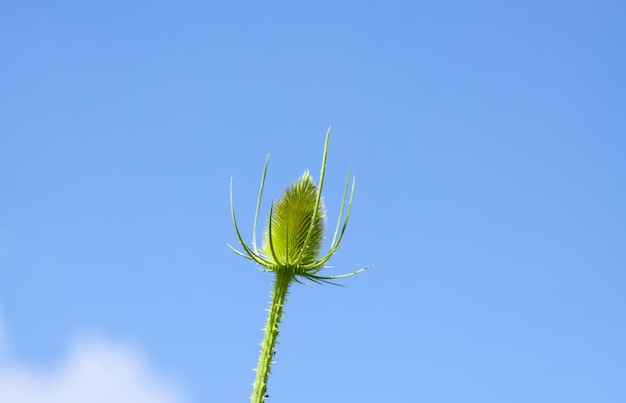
[251, 269, 294, 403]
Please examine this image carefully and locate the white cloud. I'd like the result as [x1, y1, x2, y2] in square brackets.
[0, 319, 187, 403]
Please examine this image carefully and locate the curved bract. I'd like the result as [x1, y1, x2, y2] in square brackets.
[229, 128, 367, 284]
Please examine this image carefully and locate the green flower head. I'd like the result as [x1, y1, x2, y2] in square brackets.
[262, 171, 326, 267]
[229, 128, 366, 284]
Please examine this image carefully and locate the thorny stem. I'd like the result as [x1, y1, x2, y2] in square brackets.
[251, 269, 294, 403]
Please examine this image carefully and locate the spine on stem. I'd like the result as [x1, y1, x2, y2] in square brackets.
[251, 269, 294, 403]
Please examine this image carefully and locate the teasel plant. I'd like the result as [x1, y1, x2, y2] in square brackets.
[229, 128, 368, 403]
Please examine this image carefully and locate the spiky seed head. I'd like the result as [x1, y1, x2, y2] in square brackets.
[262, 171, 326, 268]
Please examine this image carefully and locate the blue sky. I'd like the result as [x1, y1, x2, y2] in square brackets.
[1, 1, 625, 402]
